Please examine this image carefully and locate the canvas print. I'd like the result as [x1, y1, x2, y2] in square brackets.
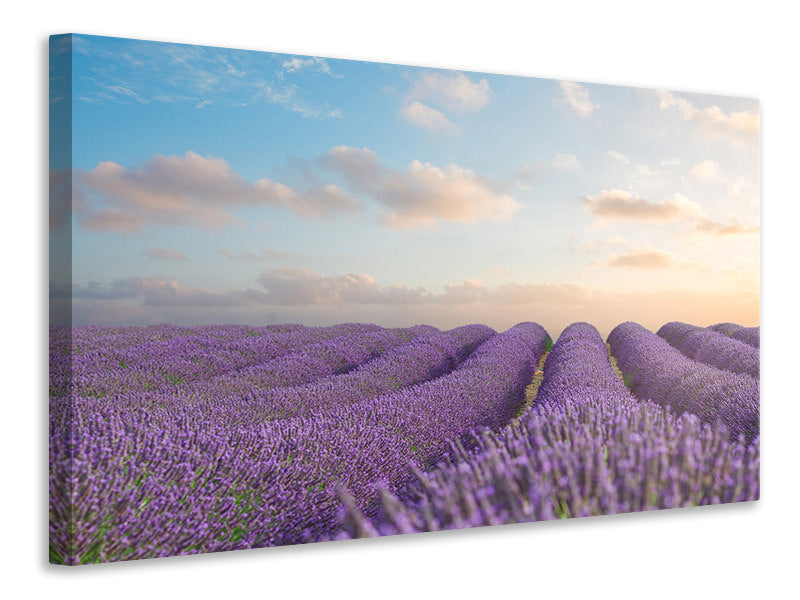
[49, 34, 760, 565]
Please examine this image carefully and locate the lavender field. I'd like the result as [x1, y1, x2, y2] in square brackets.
[49, 320, 760, 564]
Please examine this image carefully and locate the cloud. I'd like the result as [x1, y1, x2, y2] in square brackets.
[551, 153, 580, 172]
[584, 189, 704, 222]
[60, 268, 758, 342]
[218, 247, 294, 262]
[728, 176, 759, 207]
[607, 150, 631, 165]
[689, 160, 727, 183]
[603, 152, 683, 197]
[595, 245, 676, 269]
[72, 277, 271, 307]
[558, 81, 599, 118]
[400, 101, 459, 135]
[490, 281, 593, 305]
[144, 247, 189, 261]
[74, 151, 362, 232]
[688, 219, 760, 236]
[321, 145, 518, 228]
[257, 269, 597, 307]
[281, 56, 335, 76]
[73, 269, 597, 310]
[257, 268, 431, 305]
[517, 153, 580, 185]
[438, 279, 490, 304]
[584, 189, 756, 237]
[409, 72, 493, 113]
[70, 36, 343, 119]
[74, 147, 518, 232]
[582, 234, 631, 253]
[656, 90, 759, 143]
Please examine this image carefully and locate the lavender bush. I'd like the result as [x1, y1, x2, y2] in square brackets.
[50, 320, 758, 563]
[338, 322, 759, 537]
[708, 322, 744, 337]
[50, 322, 550, 563]
[658, 321, 759, 378]
[731, 327, 760, 348]
[608, 322, 759, 442]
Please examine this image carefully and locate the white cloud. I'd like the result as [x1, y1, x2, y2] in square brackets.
[322, 146, 518, 228]
[584, 189, 704, 222]
[595, 245, 676, 269]
[69, 36, 343, 119]
[516, 153, 580, 185]
[409, 72, 493, 113]
[257, 268, 430, 305]
[558, 81, 599, 118]
[688, 218, 759, 236]
[218, 247, 294, 262]
[400, 101, 459, 135]
[74, 151, 362, 232]
[728, 176, 759, 207]
[690, 160, 727, 183]
[584, 188, 757, 238]
[281, 56, 336, 76]
[144, 247, 189, 261]
[656, 90, 759, 143]
[62, 270, 759, 339]
[607, 150, 631, 165]
[583, 234, 631, 253]
[551, 153, 580, 172]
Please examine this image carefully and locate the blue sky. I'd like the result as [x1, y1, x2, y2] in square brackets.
[50, 33, 760, 335]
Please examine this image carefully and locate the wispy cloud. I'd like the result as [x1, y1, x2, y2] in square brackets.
[582, 234, 631, 253]
[144, 247, 189, 261]
[585, 188, 757, 238]
[61, 270, 758, 337]
[218, 247, 295, 262]
[688, 219, 760, 236]
[593, 245, 676, 269]
[558, 81, 599, 118]
[67, 269, 598, 309]
[71, 146, 518, 232]
[584, 189, 704, 222]
[71, 277, 270, 307]
[71, 35, 343, 119]
[656, 90, 759, 143]
[399, 71, 492, 134]
[517, 153, 580, 186]
[409, 71, 493, 113]
[258, 269, 431, 305]
[607, 150, 630, 165]
[400, 101, 459, 135]
[689, 160, 727, 183]
[75, 151, 362, 232]
[281, 56, 337, 77]
[256, 269, 592, 307]
[321, 145, 518, 228]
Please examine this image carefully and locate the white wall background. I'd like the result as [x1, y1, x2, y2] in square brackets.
[4, 1, 796, 597]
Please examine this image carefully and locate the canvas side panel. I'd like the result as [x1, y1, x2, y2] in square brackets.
[49, 33, 75, 565]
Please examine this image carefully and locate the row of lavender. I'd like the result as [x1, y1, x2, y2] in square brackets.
[708, 322, 760, 348]
[609, 322, 759, 443]
[50, 322, 551, 563]
[339, 322, 759, 537]
[51, 322, 438, 398]
[657, 321, 759, 378]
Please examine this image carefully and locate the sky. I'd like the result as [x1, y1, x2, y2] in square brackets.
[49, 34, 760, 337]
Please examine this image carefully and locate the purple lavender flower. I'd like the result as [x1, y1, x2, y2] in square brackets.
[337, 322, 759, 538]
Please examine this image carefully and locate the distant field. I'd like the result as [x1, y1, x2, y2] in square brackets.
[49, 320, 760, 564]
